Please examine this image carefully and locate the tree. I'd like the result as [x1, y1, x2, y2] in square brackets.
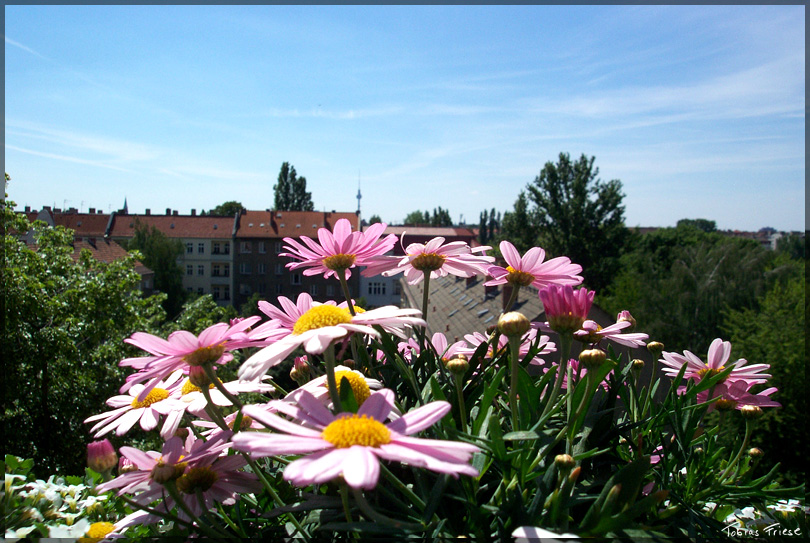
[500, 191, 536, 253]
[274, 162, 314, 211]
[431, 207, 452, 227]
[208, 201, 244, 217]
[2, 204, 166, 475]
[526, 153, 627, 291]
[404, 210, 429, 226]
[125, 221, 187, 318]
[676, 218, 716, 233]
[368, 214, 382, 225]
[478, 211, 488, 246]
[722, 263, 805, 486]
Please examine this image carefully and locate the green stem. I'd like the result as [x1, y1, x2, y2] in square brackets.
[241, 454, 310, 540]
[202, 363, 243, 410]
[352, 487, 427, 530]
[200, 387, 229, 431]
[339, 273, 356, 316]
[503, 285, 521, 313]
[164, 480, 229, 539]
[641, 354, 658, 417]
[720, 419, 754, 481]
[119, 495, 198, 531]
[453, 373, 468, 434]
[565, 361, 575, 454]
[381, 464, 426, 511]
[340, 483, 353, 523]
[541, 333, 573, 419]
[323, 344, 343, 413]
[508, 335, 521, 431]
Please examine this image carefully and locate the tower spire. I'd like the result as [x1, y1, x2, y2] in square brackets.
[356, 171, 362, 216]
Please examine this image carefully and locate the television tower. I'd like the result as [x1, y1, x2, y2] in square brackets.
[356, 171, 362, 216]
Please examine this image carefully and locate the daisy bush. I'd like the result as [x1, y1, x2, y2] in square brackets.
[5, 218, 805, 542]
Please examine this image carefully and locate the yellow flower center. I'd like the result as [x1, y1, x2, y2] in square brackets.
[505, 266, 535, 287]
[131, 388, 169, 408]
[293, 305, 353, 335]
[183, 344, 227, 367]
[150, 456, 188, 483]
[326, 371, 371, 405]
[176, 466, 219, 494]
[322, 414, 391, 448]
[79, 522, 116, 543]
[697, 367, 725, 382]
[323, 253, 357, 271]
[228, 414, 253, 431]
[181, 379, 217, 395]
[715, 398, 737, 411]
[410, 252, 446, 272]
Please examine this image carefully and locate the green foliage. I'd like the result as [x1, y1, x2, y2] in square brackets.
[274, 162, 314, 211]
[404, 210, 430, 225]
[603, 224, 788, 354]
[368, 214, 382, 225]
[721, 261, 806, 486]
[500, 191, 536, 253]
[2, 205, 166, 475]
[124, 221, 187, 318]
[207, 200, 243, 217]
[526, 153, 627, 291]
[404, 208, 453, 227]
[775, 232, 806, 260]
[676, 218, 717, 233]
[167, 293, 237, 335]
[239, 291, 265, 317]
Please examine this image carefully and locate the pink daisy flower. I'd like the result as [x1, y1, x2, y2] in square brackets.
[84, 371, 188, 440]
[238, 299, 424, 382]
[660, 338, 772, 387]
[542, 358, 612, 391]
[485, 241, 583, 290]
[698, 380, 780, 412]
[573, 319, 649, 348]
[399, 332, 470, 364]
[281, 218, 398, 280]
[283, 365, 383, 408]
[232, 389, 480, 489]
[537, 285, 595, 334]
[460, 328, 556, 367]
[99, 433, 260, 524]
[120, 317, 263, 401]
[376, 237, 494, 285]
[176, 375, 275, 416]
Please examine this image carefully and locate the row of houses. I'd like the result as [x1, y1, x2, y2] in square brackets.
[21, 205, 481, 311]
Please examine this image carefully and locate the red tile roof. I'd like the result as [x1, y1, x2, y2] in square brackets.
[54, 213, 111, 238]
[236, 210, 359, 239]
[71, 238, 153, 276]
[108, 214, 235, 239]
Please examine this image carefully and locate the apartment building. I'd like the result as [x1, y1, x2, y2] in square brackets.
[233, 210, 361, 309]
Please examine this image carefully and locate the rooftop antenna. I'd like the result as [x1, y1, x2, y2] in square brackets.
[356, 170, 362, 216]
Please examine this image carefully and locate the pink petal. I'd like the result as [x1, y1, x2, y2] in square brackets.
[387, 401, 451, 435]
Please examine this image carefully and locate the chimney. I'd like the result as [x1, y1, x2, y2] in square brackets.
[191, 208, 196, 216]
[145, 208, 151, 215]
[173, 210, 179, 216]
[24, 205, 31, 212]
[166, 208, 171, 215]
[89, 207, 96, 214]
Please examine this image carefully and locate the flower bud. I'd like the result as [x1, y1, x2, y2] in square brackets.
[631, 359, 645, 372]
[741, 405, 764, 420]
[616, 310, 636, 332]
[445, 354, 469, 376]
[715, 399, 737, 411]
[174, 428, 189, 440]
[151, 458, 187, 484]
[554, 454, 576, 470]
[646, 341, 664, 357]
[188, 366, 211, 388]
[87, 439, 117, 473]
[342, 358, 356, 369]
[579, 348, 607, 369]
[290, 355, 312, 384]
[118, 456, 137, 474]
[497, 312, 530, 337]
[747, 447, 764, 459]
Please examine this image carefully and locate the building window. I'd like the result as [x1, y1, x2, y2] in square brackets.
[368, 282, 386, 296]
[213, 285, 231, 301]
[197, 265, 205, 276]
[393, 281, 401, 295]
[291, 273, 302, 285]
[197, 287, 204, 295]
[198, 243, 205, 254]
[274, 241, 283, 253]
[239, 263, 251, 275]
[186, 243, 193, 254]
[223, 242, 230, 255]
[275, 263, 284, 275]
[187, 287, 193, 292]
[212, 264, 230, 277]
[257, 263, 266, 275]
[214, 241, 231, 255]
[275, 283, 283, 294]
[258, 241, 266, 254]
[309, 284, 318, 296]
[258, 282, 267, 294]
[326, 284, 335, 296]
[240, 241, 251, 254]
[239, 283, 251, 296]
[186, 265, 193, 276]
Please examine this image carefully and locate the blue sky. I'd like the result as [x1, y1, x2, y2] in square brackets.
[5, 5, 805, 231]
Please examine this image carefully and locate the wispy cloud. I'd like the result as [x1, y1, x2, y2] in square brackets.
[4, 35, 48, 60]
[6, 144, 134, 173]
[257, 105, 403, 120]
